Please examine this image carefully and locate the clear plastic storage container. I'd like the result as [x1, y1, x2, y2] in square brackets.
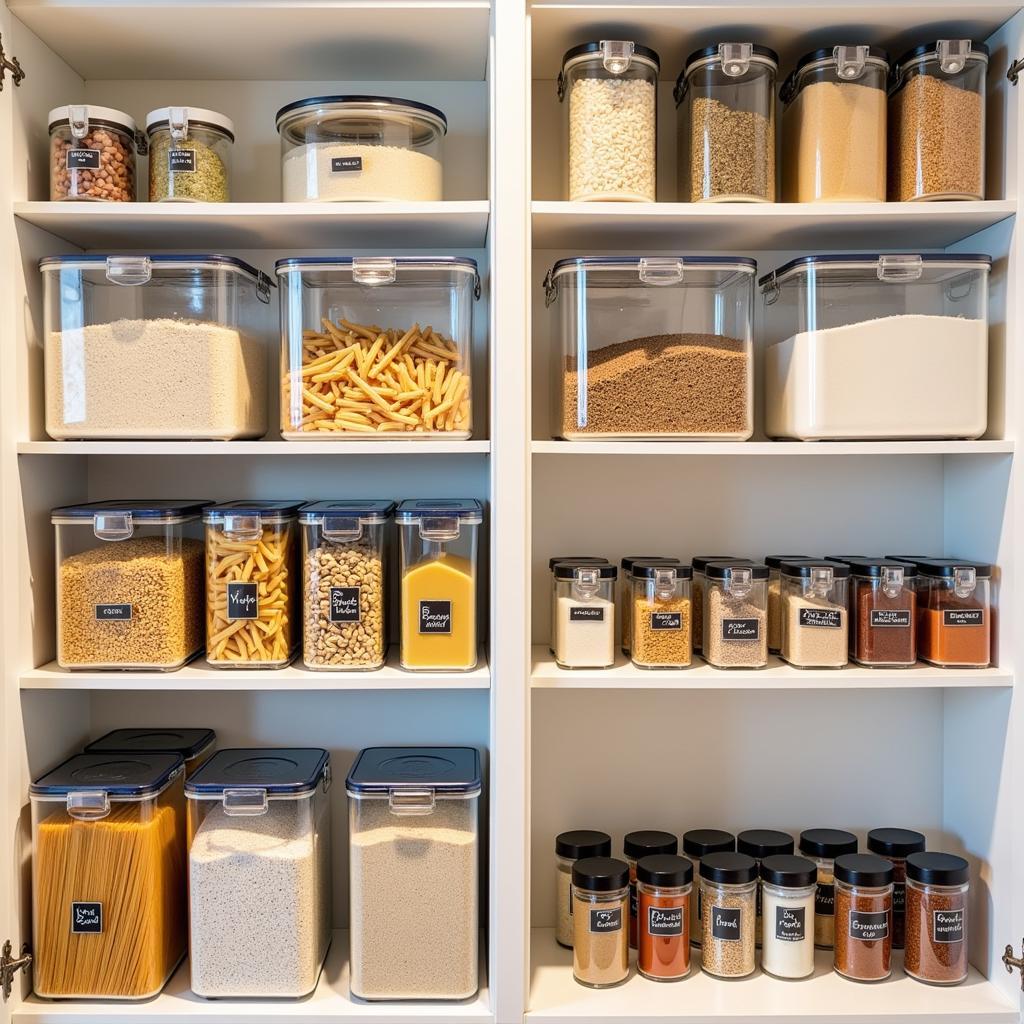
[146, 106, 234, 202]
[702, 562, 769, 668]
[49, 104, 142, 202]
[347, 746, 481, 1000]
[546, 256, 756, 439]
[619, 555, 678, 655]
[553, 561, 617, 669]
[781, 46, 889, 202]
[300, 500, 395, 670]
[186, 748, 332, 998]
[550, 556, 609, 654]
[675, 43, 778, 202]
[397, 499, 482, 671]
[52, 499, 208, 670]
[276, 95, 446, 202]
[780, 560, 850, 668]
[558, 41, 659, 202]
[631, 561, 693, 668]
[699, 852, 758, 978]
[85, 727, 216, 777]
[277, 257, 478, 439]
[849, 558, 918, 666]
[834, 854, 894, 982]
[765, 555, 812, 653]
[760, 254, 991, 440]
[31, 753, 187, 999]
[916, 559, 992, 667]
[889, 41, 988, 202]
[40, 254, 271, 440]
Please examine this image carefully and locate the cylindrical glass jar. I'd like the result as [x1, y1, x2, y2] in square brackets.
[676, 43, 778, 202]
[904, 852, 969, 985]
[867, 827, 926, 949]
[49, 105, 140, 202]
[683, 829, 735, 947]
[555, 830, 612, 948]
[624, 830, 678, 949]
[780, 560, 850, 668]
[699, 852, 757, 978]
[553, 561, 617, 669]
[760, 855, 818, 979]
[737, 829, 794, 945]
[620, 555, 679, 655]
[849, 558, 918, 666]
[550, 557, 609, 654]
[572, 857, 630, 988]
[916, 560, 992, 667]
[558, 40, 659, 202]
[765, 555, 812, 653]
[889, 40, 988, 201]
[799, 828, 858, 949]
[703, 562, 769, 668]
[637, 855, 693, 981]
[834, 854, 894, 982]
[631, 561, 693, 668]
[146, 106, 233, 202]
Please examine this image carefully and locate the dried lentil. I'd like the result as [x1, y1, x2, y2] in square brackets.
[689, 97, 774, 201]
[50, 126, 135, 202]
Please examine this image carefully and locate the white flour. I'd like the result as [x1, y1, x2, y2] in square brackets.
[282, 143, 442, 201]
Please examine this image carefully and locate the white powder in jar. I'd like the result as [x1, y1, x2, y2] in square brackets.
[554, 595, 615, 668]
[761, 884, 816, 979]
[282, 143, 442, 201]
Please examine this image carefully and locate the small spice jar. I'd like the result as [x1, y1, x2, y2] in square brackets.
[691, 555, 742, 654]
[146, 106, 234, 202]
[737, 829, 794, 945]
[624, 830, 678, 949]
[553, 561, 617, 668]
[555, 830, 612, 948]
[799, 828, 858, 949]
[637, 855, 693, 981]
[780, 560, 849, 668]
[49, 104, 141, 202]
[917, 560, 992, 668]
[867, 827, 926, 949]
[765, 555, 812, 653]
[760, 855, 818, 979]
[631, 561, 693, 668]
[847, 558, 917, 666]
[549, 557, 609, 654]
[904, 852, 969, 986]
[834, 853, 894, 982]
[683, 829, 735, 948]
[620, 555, 680, 655]
[703, 562, 769, 669]
[572, 857, 630, 988]
[699, 852, 757, 978]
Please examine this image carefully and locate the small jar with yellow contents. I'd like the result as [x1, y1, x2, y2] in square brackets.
[396, 499, 482, 671]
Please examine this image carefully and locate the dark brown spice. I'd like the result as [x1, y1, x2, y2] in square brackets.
[853, 580, 916, 666]
[834, 884, 892, 981]
[904, 881, 968, 984]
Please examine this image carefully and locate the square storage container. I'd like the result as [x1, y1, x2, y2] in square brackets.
[299, 500, 395, 670]
[760, 254, 991, 440]
[702, 562, 769, 669]
[347, 746, 481, 1000]
[85, 727, 216, 777]
[396, 499, 482, 671]
[204, 501, 302, 668]
[549, 555, 609, 654]
[277, 257, 478, 439]
[848, 558, 918, 667]
[619, 555, 680, 656]
[779, 560, 850, 669]
[186, 748, 332, 998]
[52, 499, 208, 670]
[630, 561, 693, 668]
[552, 560, 617, 669]
[916, 559, 992, 667]
[40, 254, 271, 440]
[30, 752, 187, 999]
[545, 256, 755, 439]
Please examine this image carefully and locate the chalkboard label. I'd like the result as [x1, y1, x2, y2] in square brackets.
[590, 907, 622, 933]
[850, 910, 888, 941]
[419, 600, 452, 634]
[870, 609, 912, 628]
[332, 156, 363, 172]
[648, 905, 684, 936]
[893, 882, 906, 915]
[711, 906, 742, 941]
[66, 149, 100, 170]
[943, 608, 985, 627]
[815, 883, 835, 916]
[227, 581, 259, 620]
[798, 607, 843, 629]
[933, 909, 964, 943]
[651, 611, 682, 631]
[570, 606, 604, 622]
[71, 902, 102, 934]
[722, 617, 760, 641]
[329, 586, 361, 623]
[775, 905, 805, 942]
[168, 148, 197, 172]
[95, 603, 131, 621]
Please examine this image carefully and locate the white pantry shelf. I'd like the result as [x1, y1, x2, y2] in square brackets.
[14, 201, 491, 251]
[17, 440, 491, 455]
[531, 441, 1015, 457]
[527, 929, 1015, 1024]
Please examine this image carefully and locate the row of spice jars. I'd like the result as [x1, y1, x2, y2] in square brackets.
[52, 498, 482, 673]
[560, 38, 987, 203]
[557, 827, 970, 987]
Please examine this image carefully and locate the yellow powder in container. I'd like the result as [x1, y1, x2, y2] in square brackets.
[401, 554, 476, 670]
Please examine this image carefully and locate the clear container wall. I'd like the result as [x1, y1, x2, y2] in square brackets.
[630, 574, 692, 668]
[780, 574, 850, 668]
[50, 119, 137, 202]
[852, 575, 917, 666]
[148, 124, 232, 202]
[918, 574, 991, 667]
[554, 575, 616, 669]
[702, 577, 768, 668]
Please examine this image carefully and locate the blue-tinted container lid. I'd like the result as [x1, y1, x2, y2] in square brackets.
[203, 500, 304, 523]
[758, 253, 991, 290]
[299, 500, 396, 524]
[31, 752, 184, 797]
[275, 256, 477, 275]
[395, 499, 483, 522]
[186, 748, 330, 796]
[51, 499, 211, 523]
[39, 253, 272, 286]
[347, 746, 481, 796]
[85, 728, 215, 762]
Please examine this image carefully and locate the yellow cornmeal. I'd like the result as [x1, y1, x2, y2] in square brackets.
[401, 554, 476, 670]
[631, 595, 692, 667]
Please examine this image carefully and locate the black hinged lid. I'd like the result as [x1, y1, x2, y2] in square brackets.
[186, 748, 329, 796]
[633, 561, 693, 581]
[624, 830, 678, 858]
[765, 554, 814, 569]
[52, 499, 211, 523]
[834, 853, 894, 887]
[560, 41, 661, 73]
[637, 853, 693, 887]
[549, 556, 608, 571]
[683, 828, 736, 858]
[916, 558, 992, 579]
[700, 851, 758, 884]
[346, 746, 481, 796]
[556, 829, 612, 859]
[621, 555, 680, 572]
[800, 828, 858, 858]
[780, 559, 851, 579]
[761, 854, 818, 888]
[553, 561, 617, 581]
[683, 43, 779, 74]
[906, 851, 969, 886]
[843, 557, 919, 579]
[572, 856, 630, 891]
[867, 827, 926, 857]
[706, 561, 769, 581]
[738, 829, 794, 858]
[692, 554, 743, 573]
[85, 728, 215, 762]
[31, 753, 184, 798]
[395, 499, 483, 523]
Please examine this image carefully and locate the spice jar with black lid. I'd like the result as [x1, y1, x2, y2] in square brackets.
[904, 852, 969, 986]
[848, 558, 918, 667]
[737, 829, 794, 945]
[703, 562, 768, 669]
[692, 555, 744, 653]
[780, 560, 849, 668]
[699, 852, 757, 978]
[834, 853, 894, 982]
[867, 827, 926, 949]
[636, 854, 693, 981]
[572, 857, 630, 988]
[765, 554, 812, 653]
[631, 561, 693, 668]
[799, 828, 858, 949]
[548, 557, 609, 653]
[624, 830, 678, 948]
[760, 855, 818, 979]
[620, 555, 681, 655]
[556, 830, 612, 948]
[917, 559, 992, 668]
[683, 829, 736, 947]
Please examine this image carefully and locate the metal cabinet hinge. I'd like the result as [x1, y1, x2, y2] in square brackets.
[1008, 57, 1024, 85]
[0, 940, 32, 1000]
[0, 33, 25, 91]
[1002, 938, 1024, 988]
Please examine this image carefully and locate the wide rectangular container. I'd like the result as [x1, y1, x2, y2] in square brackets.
[40, 254, 270, 440]
[347, 746, 481, 1000]
[85, 727, 216, 777]
[186, 748, 332, 998]
[30, 752, 187, 999]
[760, 254, 991, 440]
[545, 256, 755, 439]
[277, 256, 478, 439]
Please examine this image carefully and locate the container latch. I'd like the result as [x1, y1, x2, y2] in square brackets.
[881, 565, 904, 600]
[66, 791, 110, 820]
[256, 272, 273, 304]
[543, 269, 558, 306]
[352, 257, 397, 287]
[322, 515, 363, 542]
[937, 40, 971, 75]
[106, 256, 152, 287]
[654, 566, 678, 600]
[419, 516, 460, 542]
[389, 787, 436, 815]
[68, 104, 90, 140]
[877, 255, 923, 282]
[724, 566, 752, 598]
[601, 40, 634, 75]
[93, 512, 133, 541]
[168, 106, 190, 142]
[572, 565, 601, 599]
[720, 42, 752, 78]
[222, 788, 269, 815]
[808, 565, 834, 596]
[834, 45, 870, 81]
[222, 513, 263, 541]
[953, 566, 977, 599]
[639, 258, 684, 286]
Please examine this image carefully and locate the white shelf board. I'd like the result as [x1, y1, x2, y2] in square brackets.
[8, 2, 491, 81]
[531, 201, 1015, 250]
[532, 440, 1015, 457]
[527, 928, 1016, 1023]
[531, 647, 1012, 690]
[15, 202, 491, 251]
[17, 440, 491, 455]
[13, 930, 491, 1023]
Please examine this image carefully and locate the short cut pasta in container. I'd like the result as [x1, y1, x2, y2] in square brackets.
[277, 257, 478, 438]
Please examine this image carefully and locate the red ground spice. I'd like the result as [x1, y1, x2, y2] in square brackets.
[834, 885, 892, 981]
[853, 579, 916, 665]
[904, 883, 968, 984]
[638, 887, 690, 980]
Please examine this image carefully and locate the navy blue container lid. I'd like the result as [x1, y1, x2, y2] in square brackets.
[51, 499, 211, 522]
[561, 41, 660, 73]
[275, 95, 447, 133]
[186, 748, 330, 796]
[780, 559, 851, 579]
[553, 561, 617, 581]
[299, 500, 396, 524]
[758, 253, 991, 290]
[843, 557, 919, 579]
[85, 728, 215, 762]
[549, 555, 608, 571]
[203, 500, 304, 523]
[633, 560, 693, 581]
[346, 746, 481, 796]
[395, 499, 483, 522]
[39, 253, 273, 286]
[549, 255, 756, 281]
[275, 255, 477, 275]
[916, 558, 992, 579]
[705, 561, 769, 581]
[31, 752, 184, 798]
[765, 554, 813, 570]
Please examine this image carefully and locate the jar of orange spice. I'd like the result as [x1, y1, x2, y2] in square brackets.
[917, 560, 992, 668]
[637, 855, 692, 981]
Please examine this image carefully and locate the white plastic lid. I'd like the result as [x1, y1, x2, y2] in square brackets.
[48, 104, 137, 135]
[145, 106, 235, 140]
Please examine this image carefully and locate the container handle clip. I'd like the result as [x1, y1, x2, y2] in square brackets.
[68, 104, 90, 140]
[222, 788, 269, 816]
[66, 791, 110, 820]
[834, 45, 870, 81]
[877, 255, 923, 282]
[106, 256, 152, 287]
[352, 257, 396, 286]
[388, 787, 436, 815]
[600, 40, 634, 75]
[724, 565, 752, 598]
[322, 515, 363, 542]
[654, 566, 678, 600]
[937, 40, 972, 75]
[954, 566, 977, 599]
[639, 258, 684, 286]
[720, 42, 752, 78]
[419, 516, 460, 542]
[809, 565, 834, 596]
[222, 514, 263, 541]
[881, 565, 904, 600]
[572, 565, 601, 598]
[93, 512, 133, 541]
[168, 106, 189, 143]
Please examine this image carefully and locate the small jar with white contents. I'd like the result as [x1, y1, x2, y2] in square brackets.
[553, 561, 617, 668]
[799, 829, 858, 949]
[780, 560, 850, 668]
[549, 557, 610, 654]
[702, 562, 769, 669]
[682, 829, 735, 948]
[555, 830, 612, 948]
[760, 855, 818, 979]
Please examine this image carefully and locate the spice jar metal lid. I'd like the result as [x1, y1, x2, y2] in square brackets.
[633, 561, 693, 581]
[779, 559, 850, 579]
[737, 829, 794, 858]
[621, 554, 680, 572]
[867, 827, 926, 857]
[553, 561, 618, 581]
[764, 555, 813, 569]
[683, 829, 736, 858]
[624, 830, 678, 858]
[706, 562, 769, 581]
[760, 854, 818, 888]
[145, 106, 235, 141]
[916, 558, 992, 579]
[799, 828, 858, 858]
[699, 851, 758, 884]
[843, 557, 919, 580]
[906, 851, 969, 886]
[834, 853, 894, 887]
[549, 555, 608, 570]
[560, 40, 661, 76]
[48, 104, 137, 136]
[637, 854, 693, 887]
[573, 856, 630, 891]
[556, 830, 612, 859]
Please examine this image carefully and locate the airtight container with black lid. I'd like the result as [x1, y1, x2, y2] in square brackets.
[552, 560, 617, 669]
[31, 752, 187, 999]
[703, 562, 769, 668]
[85, 727, 216, 777]
[549, 557, 609, 654]
[630, 561, 693, 668]
[916, 559, 992, 667]
[779, 560, 850, 668]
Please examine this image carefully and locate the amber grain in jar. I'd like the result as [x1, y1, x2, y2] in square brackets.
[555, 830, 612, 948]
[834, 854, 893, 982]
[867, 827, 925, 949]
[624, 830, 678, 949]
[572, 857, 630, 988]
[904, 852, 969, 985]
[636, 855, 692, 981]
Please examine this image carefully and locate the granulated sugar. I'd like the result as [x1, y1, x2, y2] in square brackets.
[282, 143, 442, 201]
